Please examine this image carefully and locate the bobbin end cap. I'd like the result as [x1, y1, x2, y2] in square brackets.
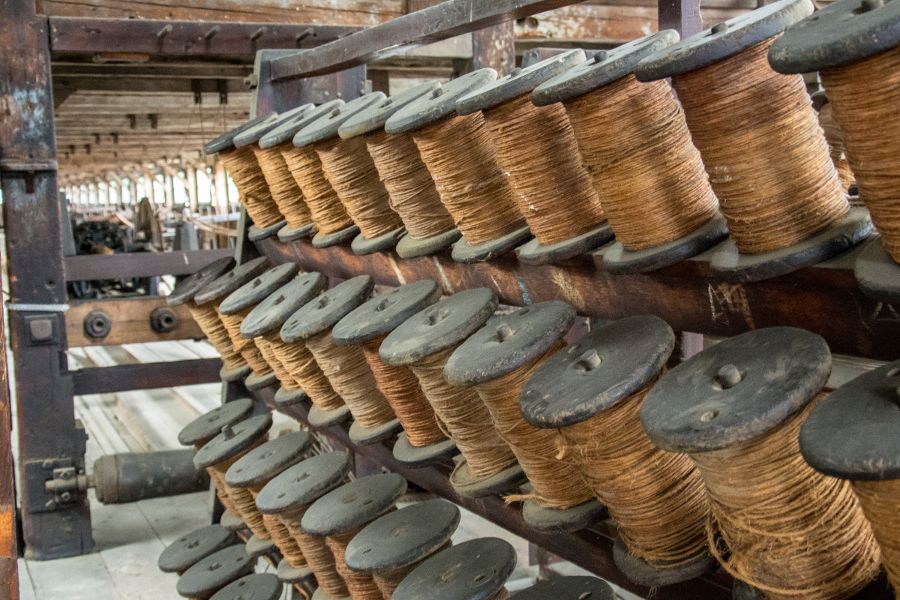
[157, 525, 235, 573]
[241, 272, 329, 338]
[640, 327, 831, 453]
[332, 279, 441, 345]
[193, 413, 273, 469]
[259, 99, 344, 149]
[292, 92, 386, 147]
[379, 288, 498, 366]
[444, 301, 576, 387]
[512, 576, 615, 600]
[300, 473, 407, 536]
[280, 275, 374, 341]
[233, 103, 313, 148]
[204, 114, 276, 154]
[392, 538, 516, 600]
[800, 359, 900, 480]
[339, 81, 441, 139]
[521, 315, 675, 428]
[533, 31, 680, 105]
[176, 545, 254, 597]
[218, 263, 299, 316]
[769, 0, 900, 73]
[255, 451, 352, 514]
[178, 398, 253, 447]
[634, 0, 815, 82]
[167, 256, 235, 306]
[224, 430, 311, 488]
[209, 574, 283, 600]
[345, 500, 461, 572]
[193, 256, 271, 306]
[456, 49, 586, 114]
[384, 69, 498, 134]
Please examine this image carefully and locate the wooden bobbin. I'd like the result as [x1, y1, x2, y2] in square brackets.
[339, 82, 461, 259]
[225, 431, 312, 571]
[240, 272, 331, 413]
[281, 276, 401, 444]
[176, 544, 255, 599]
[159, 525, 236, 575]
[209, 573, 283, 600]
[457, 50, 614, 265]
[194, 414, 273, 548]
[641, 327, 883, 599]
[345, 500, 461, 598]
[386, 70, 533, 263]
[294, 93, 405, 255]
[800, 359, 900, 592]
[511, 576, 614, 600]
[194, 257, 270, 382]
[520, 315, 716, 585]
[379, 288, 525, 497]
[534, 32, 728, 274]
[444, 302, 602, 532]
[769, 0, 900, 303]
[219, 263, 299, 391]
[392, 538, 516, 600]
[333, 280, 458, 467]
[635, 0, 872, 282]
[257, 452, 353, 595]
[302, 474, 408, 600]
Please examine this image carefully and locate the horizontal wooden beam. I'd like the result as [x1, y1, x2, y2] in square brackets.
[65, 249, 231, 280]
[257, 238, 900, 361]
[71, 359, 221, 395]
[66, 296, 204, 347]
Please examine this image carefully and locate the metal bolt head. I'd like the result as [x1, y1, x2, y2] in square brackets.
[60, 492, 72, 503]
[716, 364, 743, 389]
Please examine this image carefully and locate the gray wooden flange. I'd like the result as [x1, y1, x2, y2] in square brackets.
[280, 275, 374, 343]
[243, 371, 279, 391]
[311, 224, 361, 248]
[220, 511, 246, 532]
[348, 417, 403, 446]
[339, 81, 441, 139]
[176, 544, 255, 599]
[194, 257, 271, 307]
[259, 100, 345, 150]
[511, 576, 615, 600]
[193, 414, 273, 471]
[219, 263, 300, 318]
[245, 534, 276, 559]
[308, 404, 352, 428]
[273, 386, 308, 409]
[167, 257, 235, 307]
[300, 473, 407, 537]
[220, 364, 253, 382]
[516, 223, 614, 265]
[276, 558, 312, 584]
[600, 215, 729, 274]
[392, 432, 458, 468]
[277, 222, 317, 243]
[255, 452, 353, 517]
[158, 525, 236, 574]
[396, 227, 462, 259]
[521, 493, 605, 533]
[178, 398, 254, 447]
[612, 538, 717, 587]
[233, 104, 313, 149]
[248, 220, 287, 242]
[344, 500, 460, 574]
[351, 226, 406, 255]
[333, 279, 442, 346]
[451, 224, 533, 264]
[225, 431, 312, 490]
[210, 573, 284, 600]
[240, 272, 329, 340]
[311, 588, 351, 600]
[391, 537, 516, 600]
[855, 237, 900, 305]
[205, 114, 276, 154]
[292, 93, 386, 148]
[709, 208, 872, 282]
[449, 458, 526, 498]
[732, 580, 765, 600]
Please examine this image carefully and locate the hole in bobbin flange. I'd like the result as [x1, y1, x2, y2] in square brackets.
[574, 349, 602, 372]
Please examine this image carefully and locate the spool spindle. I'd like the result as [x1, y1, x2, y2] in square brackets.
[534, 32, 727, 274]
[240, 271, 334, 413]
[332, 280, 457, 466]
[176, 544, 256, 599]
[391, 538, 516, 600]
[218, 262, 298, 391]
[208, 574, 283, 600]
[635, 0, 872, 282]
[385, 70, 532, 263]
[379, 288, 524, 497]
[800, 359, 900, 593]
[257, 452, 353, 600]
[294, 93, 405, 254]
[281, 275, 401, 445]
[511, 576, 613, 600]
[769, 0, 900, 302]
[444, 302, 602, 532]
[456, 51, 613, 265]
[642, 327, 882, 598]
[520, 316, 715, 585]
[339, 82, 461, 259]
[302, 474, 407, 600]
[158, 525, 236, 576]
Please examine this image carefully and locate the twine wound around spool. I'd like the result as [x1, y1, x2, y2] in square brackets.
[852, 479, 900, 592]
[219, 309, 273, 377]
[282, 506, 349, 598]
[268, 335, 345, 412]
[261, 512, 307, 569]
[251, 146, 314, 230]
[327, 530, 384, 600]
[220, 147, 284, 229]
[281, 145, 355, 235]
[187, 302, 245, 371]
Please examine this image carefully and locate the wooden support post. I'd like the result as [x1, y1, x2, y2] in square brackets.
[472, 20, 516, 74]
[0, 263, 17, 600]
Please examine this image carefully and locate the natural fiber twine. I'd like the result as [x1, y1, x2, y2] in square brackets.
[220, 147, 283, 228]
[281, 145, 355, 235]
[282, 505, 349, 597]
[187, 301, 245, 370]
[267, 334, 345, 412]
[852, 479, 900, 592]
[326, 529, 384, 600]
[251, 145, 314, 229]
[817, 103, 855, 193]
[218, 308, 273, 377]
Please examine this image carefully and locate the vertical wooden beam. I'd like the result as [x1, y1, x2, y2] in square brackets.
[0, 270, 16, 600]
[658, 0, 703, 38]
[472, 20, 516, 75]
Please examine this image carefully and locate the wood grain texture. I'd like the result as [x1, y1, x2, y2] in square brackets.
[66, 297, 204, 347]
[0, 293, 18, 600]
